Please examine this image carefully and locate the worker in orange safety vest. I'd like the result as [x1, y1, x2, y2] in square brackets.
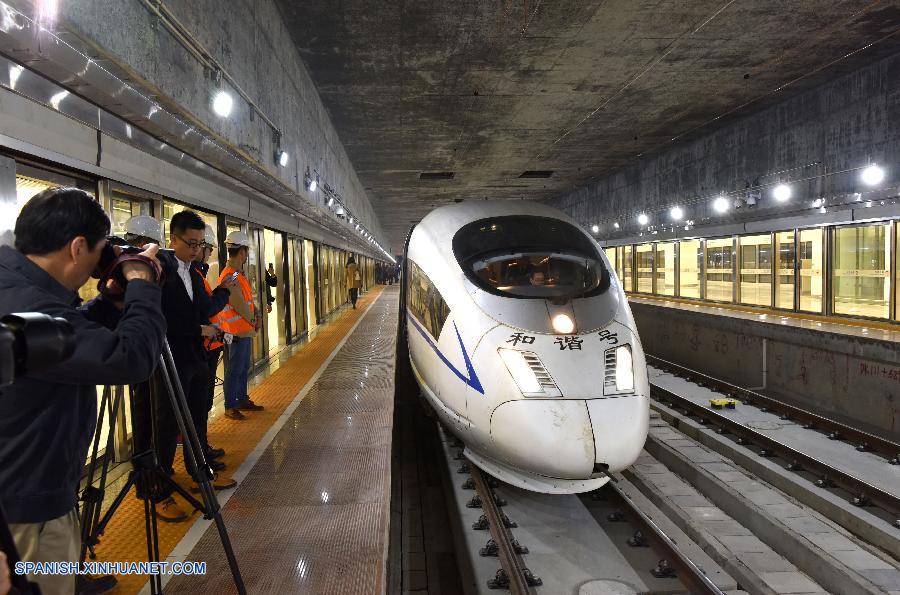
[218, 230, 265, 419]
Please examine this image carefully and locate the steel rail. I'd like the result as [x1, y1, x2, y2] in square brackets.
[647, 355, 899, 460]
[605, 481, 727, 595]
[468, 465, 537, 595]
[649, 382, 900, 519]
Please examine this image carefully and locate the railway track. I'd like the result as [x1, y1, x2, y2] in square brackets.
[646, 355, 900, 462]
[466, 463, 540, 594]
[462, 451, 727, 594]
[600, 480, 727, 595]
[646, 357, 900, 525]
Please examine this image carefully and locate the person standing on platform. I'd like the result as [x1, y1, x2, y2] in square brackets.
[193, 225, 228, 469]
[159, 211, 235, 493]
[265, 262, 277, 314]
[346, 256, 361, 309]
[219, 231, 264, 420]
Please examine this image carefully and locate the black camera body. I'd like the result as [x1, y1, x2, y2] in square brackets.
[0, 313, 75, 386]
[92, 236, 175, 298]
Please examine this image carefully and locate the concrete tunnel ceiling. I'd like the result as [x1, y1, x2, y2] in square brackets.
[274, 0, 900, 250]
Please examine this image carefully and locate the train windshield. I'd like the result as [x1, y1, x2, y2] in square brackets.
[452, 216, 609, 299]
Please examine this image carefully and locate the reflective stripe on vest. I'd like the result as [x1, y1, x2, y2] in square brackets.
[216, 266, 255, 335]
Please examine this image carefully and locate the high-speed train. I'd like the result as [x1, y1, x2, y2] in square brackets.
[402, 201, 649, 494]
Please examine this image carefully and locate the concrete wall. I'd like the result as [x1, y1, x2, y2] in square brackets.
[52, 0, 384, 245]
[632, 302, 899, 438]
[547, 50, 900, 236]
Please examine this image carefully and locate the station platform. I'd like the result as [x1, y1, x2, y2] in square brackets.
[88, 285, 397, 594]
[626, 295, 900, 438]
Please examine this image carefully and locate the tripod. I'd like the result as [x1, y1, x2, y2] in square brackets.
[79, 339, 246, 595]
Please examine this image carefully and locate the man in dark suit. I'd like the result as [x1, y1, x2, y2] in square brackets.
[154, 211, 237, 515]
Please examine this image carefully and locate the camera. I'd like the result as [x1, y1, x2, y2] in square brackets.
[0, 313, 75, 386]
[92, 236, 174, 297]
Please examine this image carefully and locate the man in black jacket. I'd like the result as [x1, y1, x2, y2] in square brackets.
[0, 188, 165, 595]
[154, 211, 235, 506]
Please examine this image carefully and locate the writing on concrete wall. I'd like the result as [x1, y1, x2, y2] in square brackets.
[858, 361, 900, 383]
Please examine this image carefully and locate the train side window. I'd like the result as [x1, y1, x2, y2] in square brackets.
[428, 285, 451, 338]
[406, 260, 433, 335]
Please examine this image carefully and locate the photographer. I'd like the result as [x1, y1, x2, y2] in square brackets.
[0, 188, 165, 595]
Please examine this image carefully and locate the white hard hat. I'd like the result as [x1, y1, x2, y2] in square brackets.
[225, 230, 251, 248]
[203, 225, 216, 246]
[124, 215, 162, 243]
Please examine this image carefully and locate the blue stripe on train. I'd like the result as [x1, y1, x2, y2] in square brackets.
[407, 312, 484, 395]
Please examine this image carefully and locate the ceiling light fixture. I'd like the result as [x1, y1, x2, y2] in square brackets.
[212, 89, 233, 117]
[713, 196, 729, 214]
[772, 183, 792, 202]
[276, 149, 289, 168]
[613, 222, 620, 229]
[591, 224, 599, 234]
[637, 213, 649, 226]
[861, 164, 884, 186]
[669, 206, 683, 221]
[305, 171, 317, 192]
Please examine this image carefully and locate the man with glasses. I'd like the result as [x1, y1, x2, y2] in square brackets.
[158, 211, 237, 506]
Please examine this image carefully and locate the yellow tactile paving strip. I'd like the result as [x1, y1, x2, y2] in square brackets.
[89, 287, 385, 594]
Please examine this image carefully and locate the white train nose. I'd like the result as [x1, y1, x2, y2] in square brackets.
[489, 399, 596, 479]
[586, 395, 649, 472]
[488, 395, 649, 480]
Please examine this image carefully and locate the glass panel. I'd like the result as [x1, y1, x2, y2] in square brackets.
[286, 238, 297, 337]
[704, 237, 734, 302]
[678, 239, 701, 299]
[615, 246, 624, 282]
[655, 242, 676, 296]
[775, 231, 796, 309]
[604, 247, 617, 281]
[739, 234, 773, 307]
[623, 246, 633, 292]
[247, 228, 264, 362]
[470, 252, 605, 299]
[635, 244, 654, 293]
[109, 197, 150, 237]
[798, 228, 824, 313]
[14, 165, 98, 302]
[263, 229, 285, 355]
[304, 240, 317, 332]
[833, 223, 890, 319]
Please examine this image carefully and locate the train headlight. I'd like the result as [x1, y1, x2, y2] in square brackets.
[603, 344, 634, 394]
[551, 313, 574, 334]
[498, 349, 542, 394]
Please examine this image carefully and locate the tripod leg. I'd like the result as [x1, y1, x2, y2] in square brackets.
[91, 472, 138, 541]
[158, 341, 247, 594]
[142, 487, 161, 595]
[80, 385, 111, 563]
[84, 385, 126, 558]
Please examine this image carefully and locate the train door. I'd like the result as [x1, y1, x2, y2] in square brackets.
[304, 240, 318, 333]
[288, 237, 306, 339]
[246, 226, 266, 364]
[263, 228, 286, 357]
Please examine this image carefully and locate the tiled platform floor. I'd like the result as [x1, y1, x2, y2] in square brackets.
[165, 286, 398, 594]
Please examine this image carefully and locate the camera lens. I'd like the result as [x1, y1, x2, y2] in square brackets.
[1, 313, 76, 380]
